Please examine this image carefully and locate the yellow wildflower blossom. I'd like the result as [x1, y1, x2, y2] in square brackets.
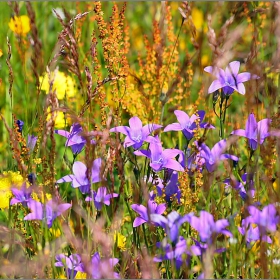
[49, 227, 62, 238]
[56, 274, 67, 279]
[0, 171, 24, 209]
[31, 191, 52, 203]
[75, 272, 87, 279]
[0, 49, 3, 57]
[8, 15, 31, 36]
[114, 232, 126, 251]
[191, 7, 204, 31]
[46, 108, 68, 129]
[40, 71, 77, 100]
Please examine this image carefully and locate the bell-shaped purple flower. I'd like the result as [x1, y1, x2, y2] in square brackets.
[131, 199, 166, 227]
[189, 211, 232, 243]
[151, 211, 193, 243]
[85, 187, 118, 210]
[27, 134, 38, 153]
[238, 217, 272, 244]
[134, 136, 184, 172]
[153, 172, 181, 203]
[55, 254, 85, 279]
[231, 113, 271, 150]
[24, 199, 71, 228]
[110, 116, 162, 149]
[204, 61, 259, 95]
[56, 158, 102, 194]
[164, 110, 215, 140]
[16, 120, 24, 133]
[90, 252, 119, 279]
[154, 236, 201, 270]
[192, 238, 226, 255]
[10, 183, 33, 207]
[197, 139, 238, 172]
[247, 204, 279, 232]
[224, 173, 255, 201]
[55, 123, 96, 154]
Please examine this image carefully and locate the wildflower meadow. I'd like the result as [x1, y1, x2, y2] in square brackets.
[1, 1, 280, 279]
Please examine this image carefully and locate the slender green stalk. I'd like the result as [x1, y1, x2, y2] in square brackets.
[160, 18, 185, 125]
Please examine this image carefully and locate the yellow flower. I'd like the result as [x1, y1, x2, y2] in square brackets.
[8, 15, 31, 36]
[31, 191, 52, 203]
[0, 171, 24, 209]
[0, 49, 3, 57]
[191, 7, 204, 31]
[46, 108, 68, 129]
[75, 272, 87, 279]
[265, 67, 279, 88]
[49, 227, 62, 238]
[114, 232, 126, 251]
[56, 274, 67, 279]
[40, 71, 77, 100]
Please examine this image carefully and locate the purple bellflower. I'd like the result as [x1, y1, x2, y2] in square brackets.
[224, 173, 255, 201]
[10, 183, 33, 207]
[196, 139, 238, 172]
[24, 199, 71, 228]
[134, 136, 184, 172]
[247, 204, 279, 232]
[55, 254, 85, 279]
[164, 110, 215, 140]
[192, 238, 226, 256]
[85, 187, 118, 210]
[16, 120, 24, 133]
[27, 135, 38, 153]
[204, 61, 259, 95]
[154, 236, 201, 270]
[231, 113, 271, 150]
[151, 211, 194, 243]
[55, 123, 96, 155]
[109, 116, 162, 149]
[131, 199, 166, 227]
[90, 252, 119, 279]
[56, 158, 102, 194]
[153, 171, 181, 203]
[238, 217, 272, 244]
[189, 211, 232, 243]
[28, 173, 37, 185]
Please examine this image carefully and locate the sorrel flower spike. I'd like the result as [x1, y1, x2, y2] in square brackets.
[55, 123, 96, 155]
[109, 116, 162, 149]
[24, 199, 71, 228]
[56, 158, 102, 194]
[204, 61, 259, 95]
[231, 113, 271, 150]
[134, 136, 184, 172]
[164, 110, 215, 140]
[197, 139, 238, 172]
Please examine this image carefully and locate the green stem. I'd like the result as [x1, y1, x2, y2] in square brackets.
[159, 18, 185, 126]
[142, 224, 149, 253]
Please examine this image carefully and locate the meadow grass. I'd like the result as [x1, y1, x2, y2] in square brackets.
[0, 1, 280, 279]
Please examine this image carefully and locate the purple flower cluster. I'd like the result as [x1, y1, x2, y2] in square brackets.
[24, 199, 71, 228]
[55, 252, 119, 279]
[204, 61, 259, 95]
[55, 123, 97, 155]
